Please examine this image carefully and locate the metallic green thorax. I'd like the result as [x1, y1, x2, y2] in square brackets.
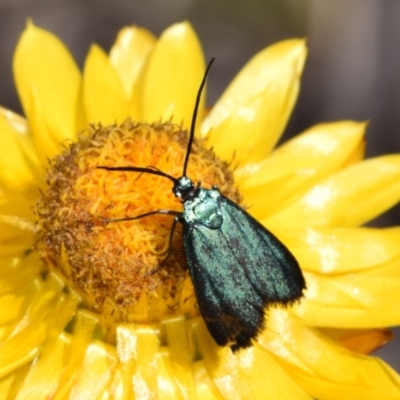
[183, 188, 223, 229]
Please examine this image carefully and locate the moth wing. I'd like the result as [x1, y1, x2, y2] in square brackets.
[220, 196, 306, 304]
[182, 195, 305, 351]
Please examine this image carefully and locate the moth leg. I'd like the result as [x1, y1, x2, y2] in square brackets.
[102, 209, 183, 275]
[145, 216, 181, 276]
[102, 209, 181, 224]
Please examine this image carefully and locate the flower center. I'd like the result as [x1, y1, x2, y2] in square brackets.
[35, 120, 241, 336]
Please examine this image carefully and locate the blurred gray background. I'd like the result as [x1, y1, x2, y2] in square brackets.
[1, 0, 400, 372]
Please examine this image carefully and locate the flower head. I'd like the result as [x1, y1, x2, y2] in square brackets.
[1, 20, 400, 399]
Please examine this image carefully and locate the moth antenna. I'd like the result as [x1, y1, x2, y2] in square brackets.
[182, 57, 216, 177]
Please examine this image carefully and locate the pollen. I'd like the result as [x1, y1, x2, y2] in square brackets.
[35, 120, 241, 336]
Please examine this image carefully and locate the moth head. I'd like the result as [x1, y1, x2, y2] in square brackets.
[173, 176, 196, 201]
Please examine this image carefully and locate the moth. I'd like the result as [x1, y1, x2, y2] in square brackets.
[98, 58, 306, 351]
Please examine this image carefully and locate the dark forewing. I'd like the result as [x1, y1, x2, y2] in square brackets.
[182, 195, 305, 351]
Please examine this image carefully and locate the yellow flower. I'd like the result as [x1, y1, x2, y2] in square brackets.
[1, 20, 400, 399]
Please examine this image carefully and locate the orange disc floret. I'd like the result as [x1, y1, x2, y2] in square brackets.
[35, 119, 241, 340]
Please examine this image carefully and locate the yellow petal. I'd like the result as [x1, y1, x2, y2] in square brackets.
[53, 310, 98, 398]
[237, 346, 312, 399]
[83, 44, 129, 125]
[107, 365, 124, 399]
[69, 341, 117, 398]
[292, 263, 400, 327]
[193, 320, 251, 398]
[322, 328, 394, 354]
[193, 360, 222, 399]
[0, 366, 30, 400]
[109, 26, 156, 98]
[28, 97, 64, 161]
[14, 336, 67, 400]
[163, 316, 196, 398]
[158, 351, 181, 399]
[193, 318, 311, 399]
[265, 154, 400, 229]
[0, 253, 43, 296]
[10, 273, 64, 335]
[0, 194, 36, 257]
[0, 107, 42, 185]
[239, 121, 366, 218]
[0, 223, 34, 258]
[0, 282, 36, 326]
[114, 324, 160, 398]
[0, 114, 38, 192]
[13, 22, 81, 148]
[0, 274, 64, 379]
[115, 325, 136, 398]
[140, 22, 205, 128]
[0, 193, 37, 223]
[133, 325, 159, 397]
[201, 39, 306, 165]
[0, 230, 33, 258]
[260, 309, 400, 400]
[279, 226, 400, 274]
[14, 289, 79, 400]
[0, 106, 28, 134]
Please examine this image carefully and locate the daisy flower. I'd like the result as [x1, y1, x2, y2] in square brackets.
[1, 20, 400, 399]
